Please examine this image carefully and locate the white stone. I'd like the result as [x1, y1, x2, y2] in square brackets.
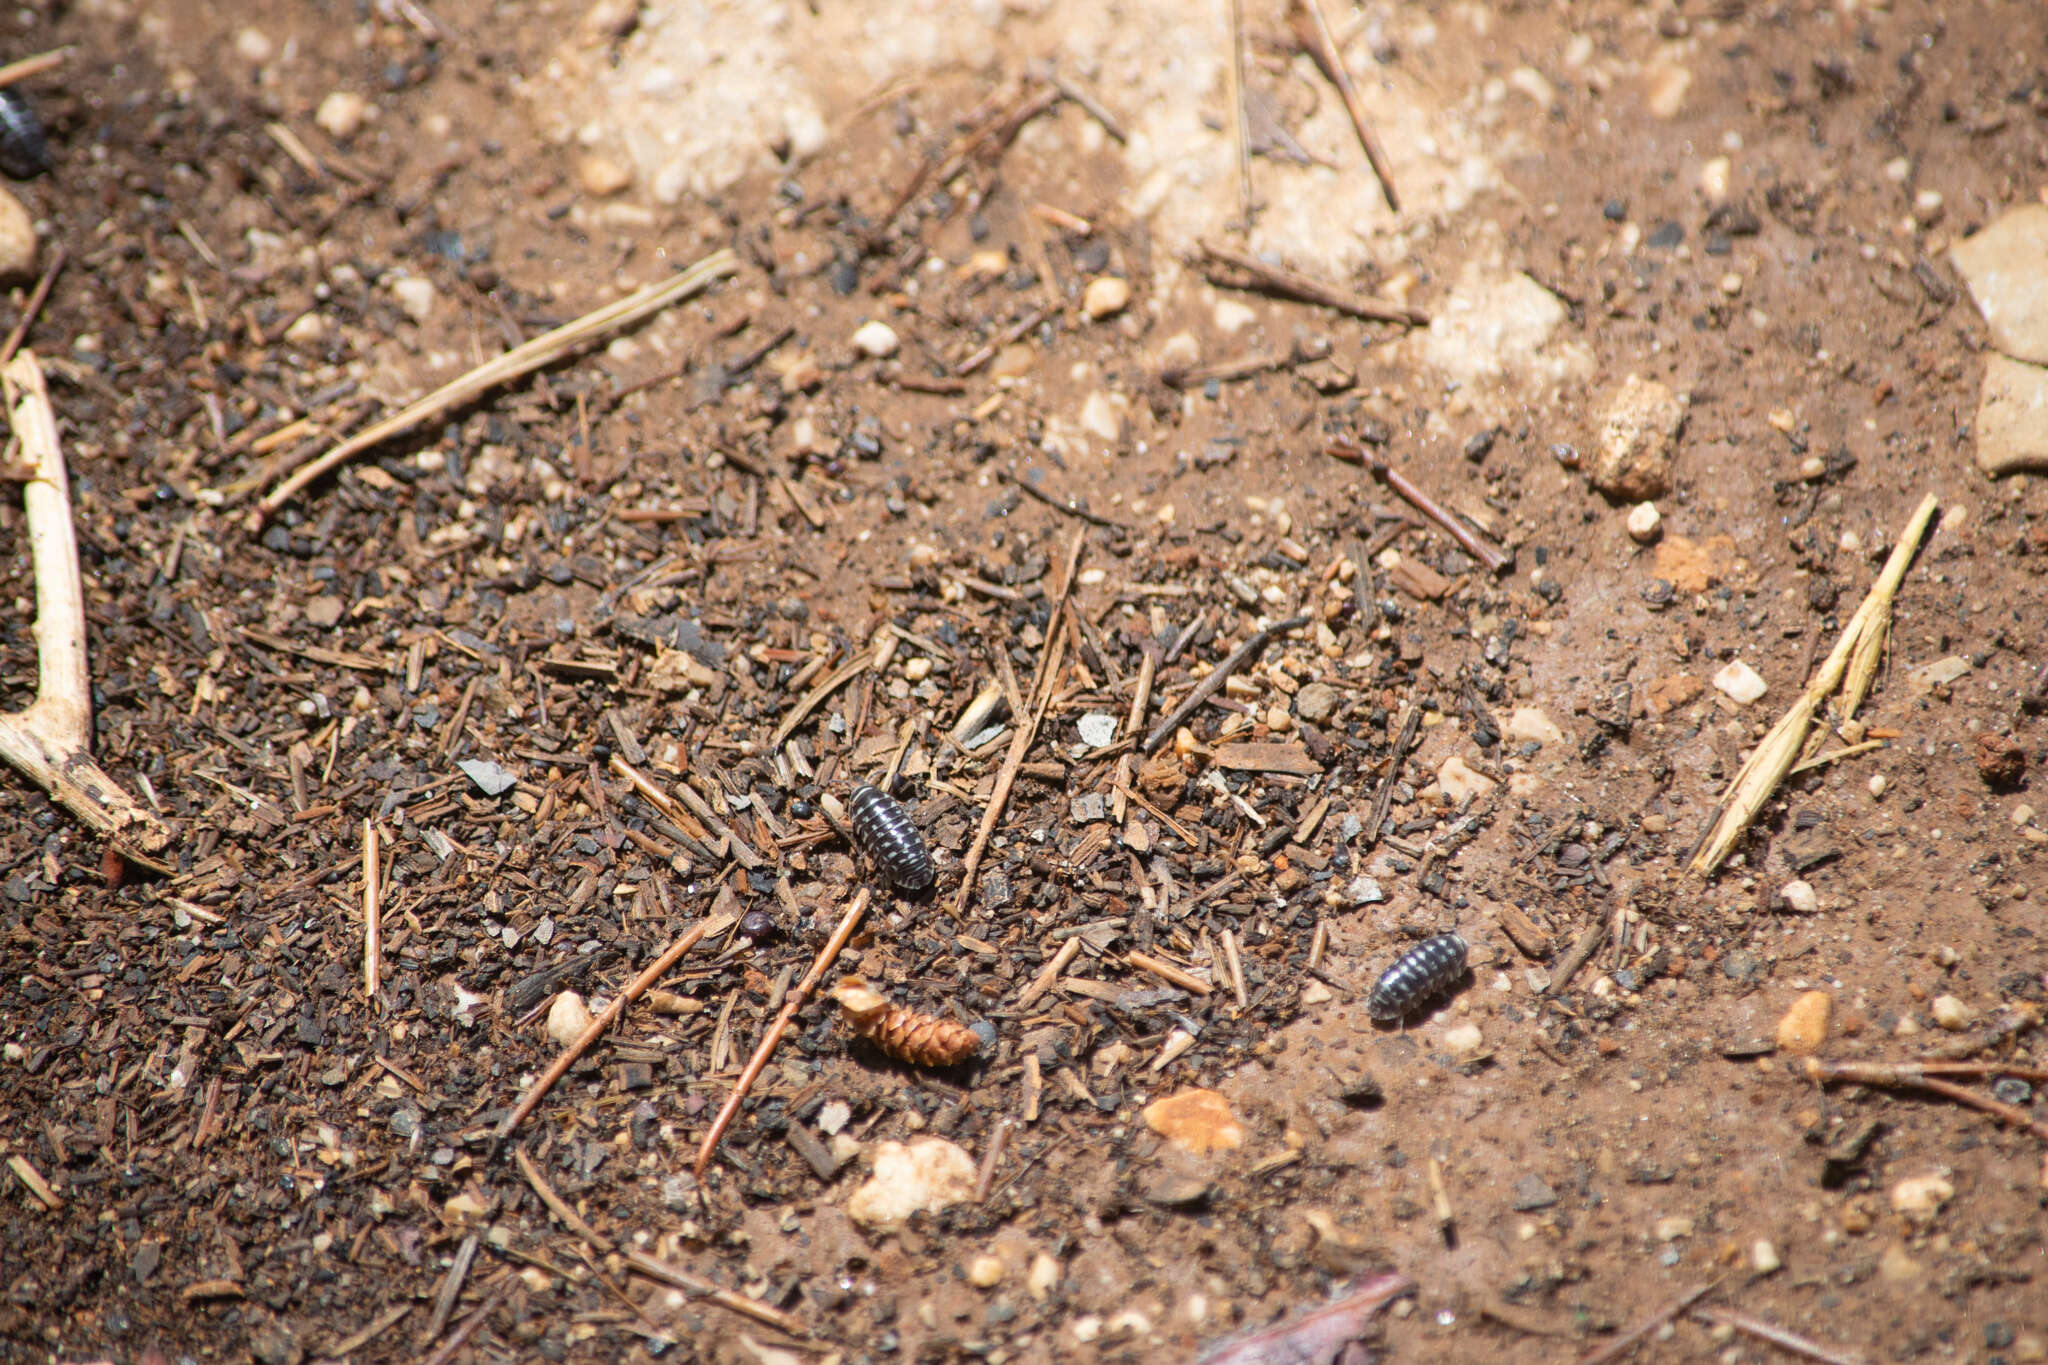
[1082, 275, 1130, 320]
[1077, 713, 1119, 749]
[1591, 375, 1686, 500]
[546, 991, 595, 1047]
[1711, 660, 1767, 705]
[0, 188, 36, 284]
[1751, 1240, 1782, 1274]
[851, 319, 900, 358]
[1026, 1252, 1059, 1301]
[1699, 155, 1731, 203]
[1438, 755, 1498, 805]
[316, 91, 369, 140]
[967, 1255, 1004, 1288]
[391, 276, 437, 322]
[1973, 354, 2048, 477]
[1157, 332, 1201, 371]
[235, 27, 274, 63]
[845, 1137, 976, 1229]
[1950, 205, 2048, 364]
[1626, 502, 1662, 543]
[1504, 707, 1565, 748]
[1214, 299, 1257, 334]
[576, 153, 633, 197]
[1780, 879, 1818, 913]
[1442, 1023, 1484, 1057]
[1654, 1215, 1695, 1241]
[1423, 271, 1585, 389]
[1077, 390, 1123, 443]
[1930, 994, 1971, 1030]
[283, 312, 328, 347]
[1889, 1172, 1953, 1222]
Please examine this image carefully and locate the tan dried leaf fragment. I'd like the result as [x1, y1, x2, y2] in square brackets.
[831, 976, 981, 1067]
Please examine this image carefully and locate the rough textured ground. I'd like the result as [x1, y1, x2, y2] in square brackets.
[2, 1, 2047, 1363]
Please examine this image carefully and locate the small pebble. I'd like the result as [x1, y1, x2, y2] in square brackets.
[316, 91, 368, 140]
[1868, 774, 1887, 798]
[1626, 502, 1662, 543]
[1082, 275, 1130, 320]
[1751, 1240, 1781, 1274]
[1889, 1172, 1953, 1222]
[1799, 455, 1828, 480]
[235, 27, 274, 63]
[1780, 879, 1818, 914]
[1654, 1215, 1695, 1241]
[1442, 1023, 1484, 1057]
[1027, 1253, 1059, 1301]
[1711, 660, 1767, 705]
[391, 276, 436, 322]
[967, 1255, 1004, 1288]
[1775, 990, 1830, 1055]
[546, 991, 595, 1047]
[575, 152, 633, 197]
[1930, 995, 1971, 1030]
[0, 187, 36, 282]
[1718, 272, 1743, 297]
[851, 319, 900, 357]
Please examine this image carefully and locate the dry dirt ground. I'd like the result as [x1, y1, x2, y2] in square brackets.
[3, 0, 2048, 1362]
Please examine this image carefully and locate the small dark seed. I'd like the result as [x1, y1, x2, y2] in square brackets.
[740, 910, 776, 939]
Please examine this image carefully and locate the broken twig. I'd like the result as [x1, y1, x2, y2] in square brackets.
[1288, 0, 1400, 211]
[253, 248, 738, 524]
[1803, 1057, 2048, 1142]
[1142, 615, 1311, 754]
[1327, 437, 1511, 572]
[0, 352, 174, 864]
[1200, 240, 1428, 326]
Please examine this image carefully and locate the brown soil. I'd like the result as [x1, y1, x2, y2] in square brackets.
[2, 2, 2045, 1363]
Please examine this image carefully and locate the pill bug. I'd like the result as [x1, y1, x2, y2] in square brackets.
[0, 90, 50, 180]
[1366, 933, 1469, 1021]
[831, 975, 981, 1067]
[847, 782, 935, 891]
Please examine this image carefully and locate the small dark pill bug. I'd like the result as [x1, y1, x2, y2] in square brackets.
[0, 90, 50, 180]
[847, 783, 935, 892]
[1366, 933, 1469, 1021]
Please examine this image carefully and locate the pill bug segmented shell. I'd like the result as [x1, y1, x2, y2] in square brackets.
[0, 90, 50, 180]
[831, 976, 981, 1067]
[1366, 933, 1469, 1021]
[848, 782, 935, 891]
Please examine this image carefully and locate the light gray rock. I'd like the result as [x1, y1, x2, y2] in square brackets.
[1974, 353, 2048, 477]
[1951, 205, 2048, 365]
[1590, 375, 1685, 501]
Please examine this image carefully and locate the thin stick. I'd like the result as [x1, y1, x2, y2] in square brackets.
[515, 1146, 614, 1253]
[1786, 738, 1886, 776]
[1289, 0, 1399, 211]
[1689, 493, 1938, 875]
[973, 1119, 1011, 1202]
[0, 47, 73, 89]
[1200, 241, 1428, 326]
[1040, 65, 1125, 143]
[1578, 1282, 1718, 1365]
[422, 1229, 480, 1344]
[1226, 0, 1254, 228]
[996, 467, 1128, 528]
[623, 1250, 808, 1335]
[768, 643, 878, 751]
[362, 819, 382, 999]
[694, 890, 871, 1177]
[1127, 951, 1213, 996]
[0, 352, 174, 862]
[1689, 1306, 1872, 1365]
[1361, 702, 1420, 851]
[1326, 438, 1510, 572]
[0, 245, 65, 369]
[496, 912, 730, 1146]
[421, 1284, 504, 1365]
[1803, 1058, 2048, 1142]
[1141, 615, 1310, 754]
[1543, 920, 1611, 997]
[1016, 938, 1082, 1008]
[254, 248, 738, 524]
[1220, 928, 1248, 1008]
[1127, 648, 1158, 738]
[954, 308, 1044, 377]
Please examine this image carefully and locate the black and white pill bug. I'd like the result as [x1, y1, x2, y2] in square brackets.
[1366, 933, 1469, 1021]
[0, 90, 50, 180]
[847, 783, 935, 892]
